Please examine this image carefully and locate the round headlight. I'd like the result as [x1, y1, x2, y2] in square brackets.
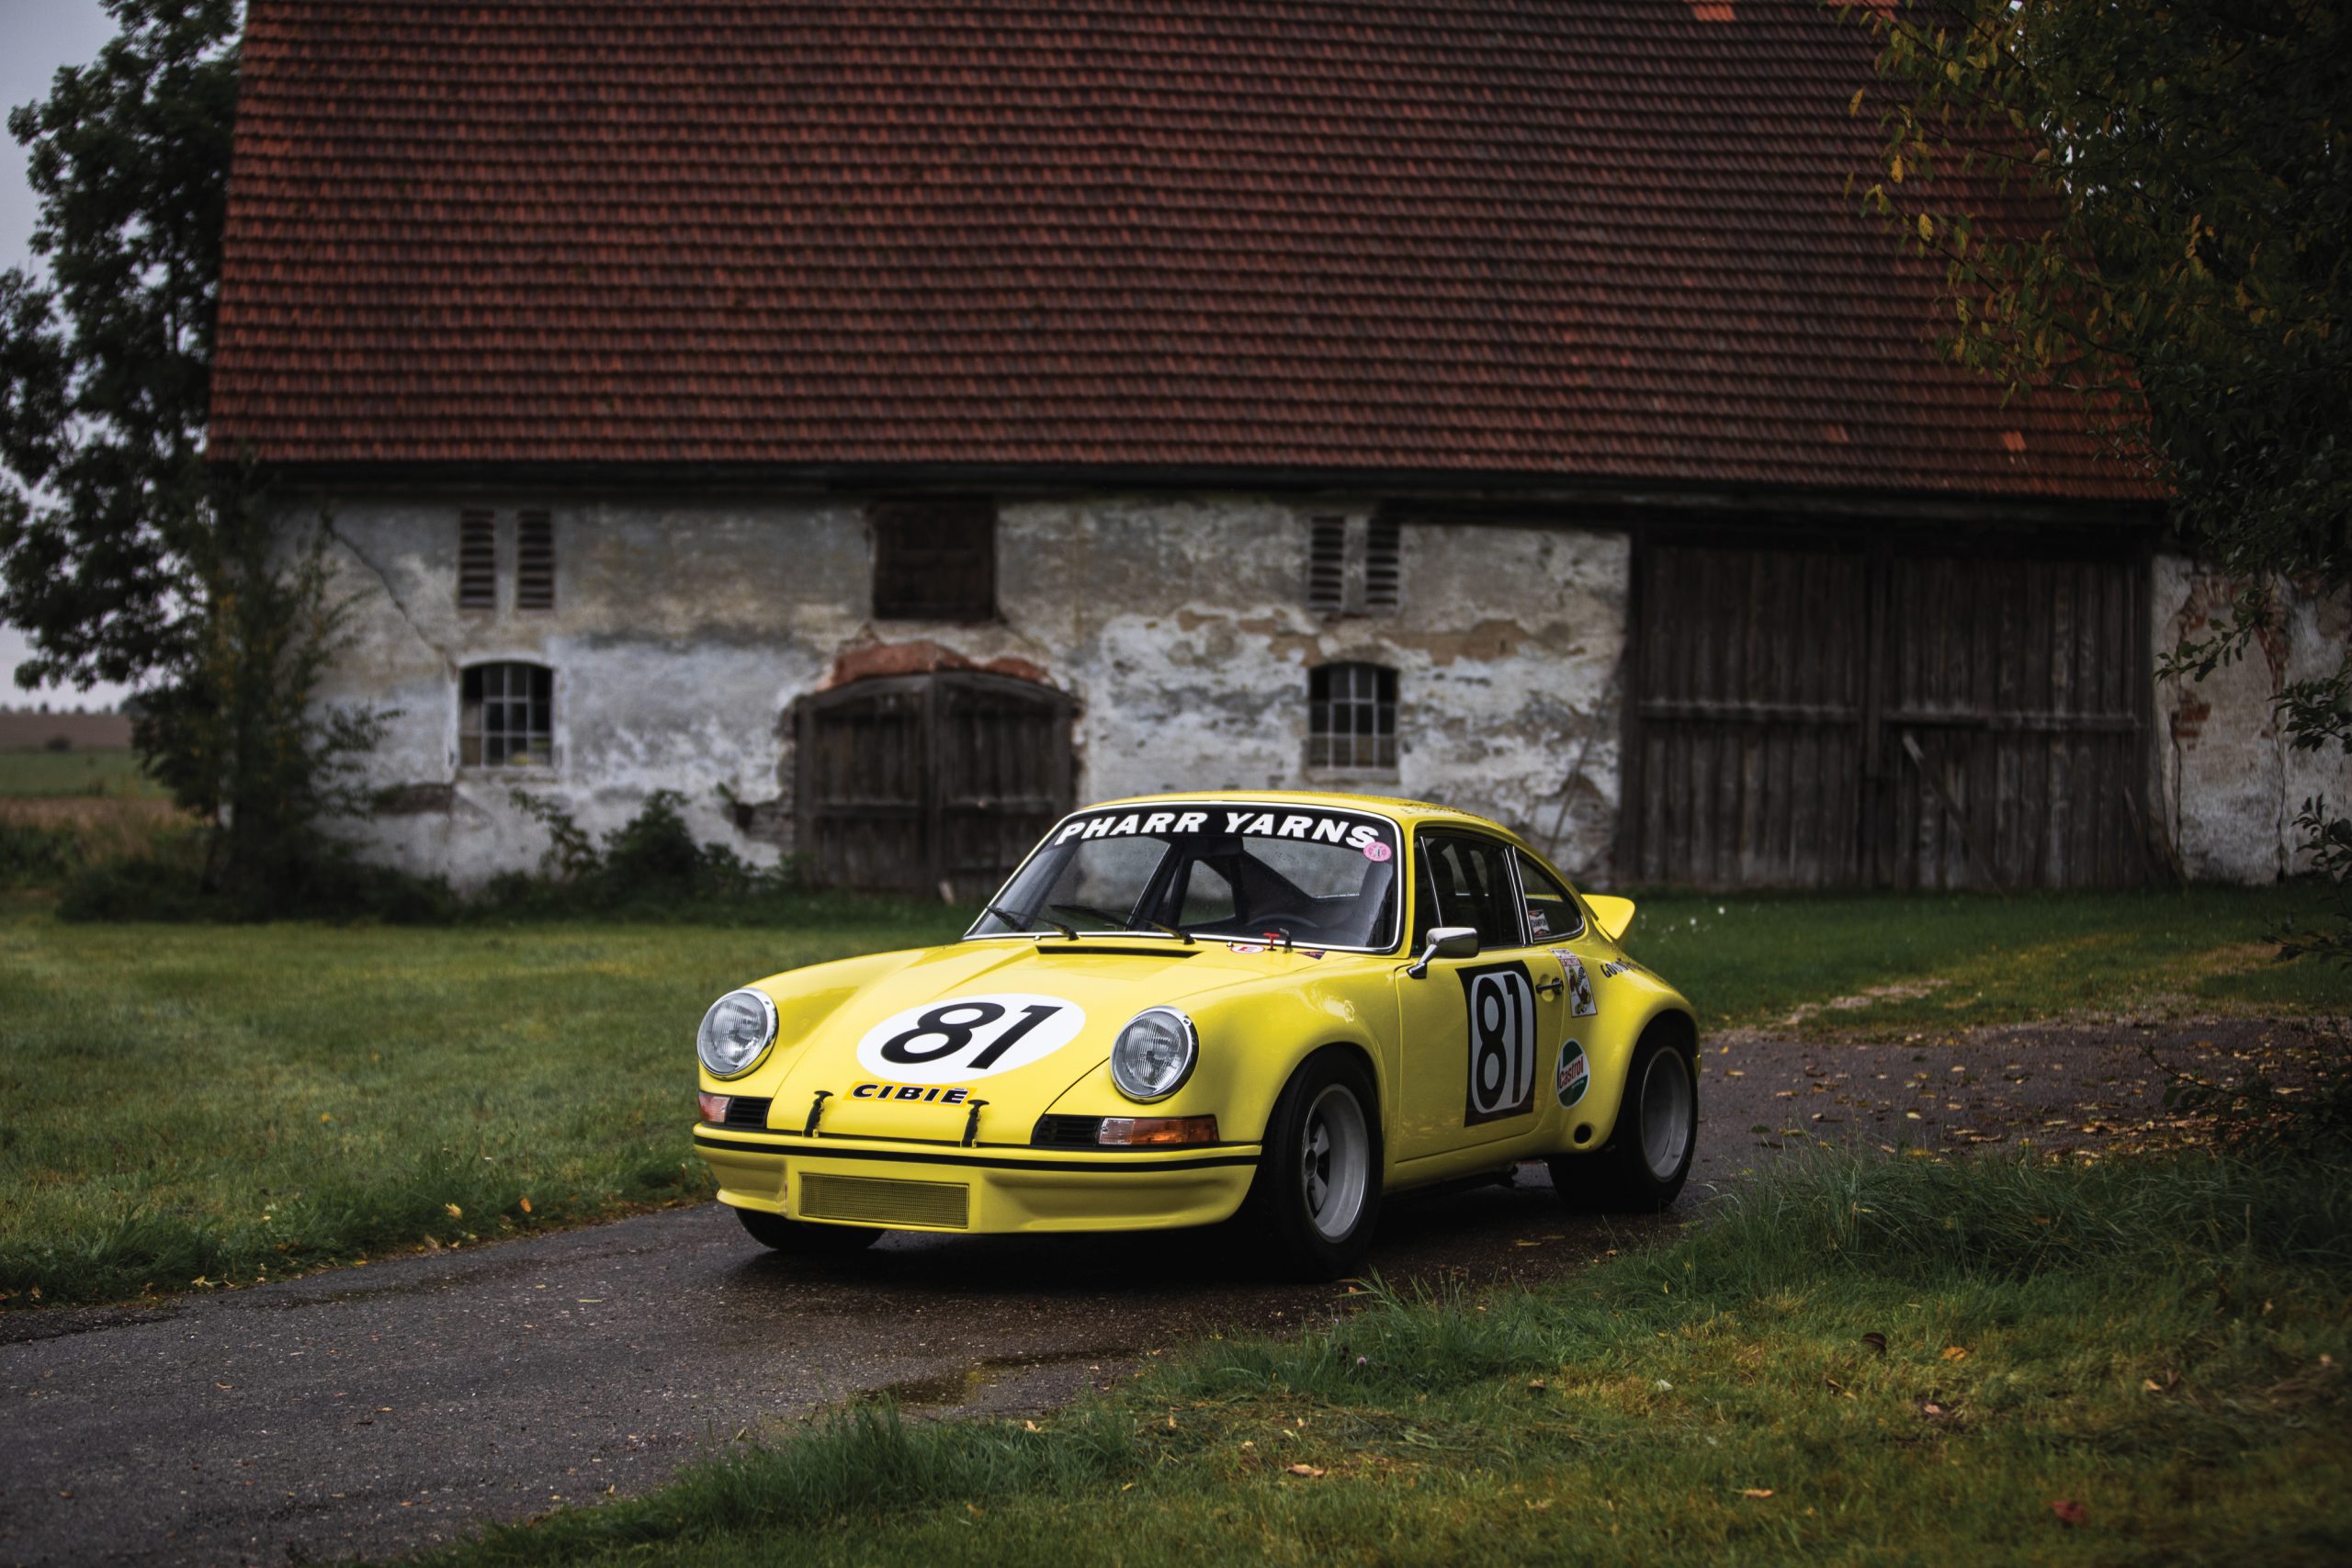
[697, 988, 778, 1078]
[1110, 1008, 1198, 1102]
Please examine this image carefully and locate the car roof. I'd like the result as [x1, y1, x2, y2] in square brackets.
[1072, 789, 1526, 843]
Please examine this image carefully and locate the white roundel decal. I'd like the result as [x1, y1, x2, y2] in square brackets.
[853, 994, 1086, 1085]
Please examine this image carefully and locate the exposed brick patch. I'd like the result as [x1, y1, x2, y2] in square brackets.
[824, 640, 1054, 691]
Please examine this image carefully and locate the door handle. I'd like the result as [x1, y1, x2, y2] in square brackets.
[1534, 976, 1564, 1000]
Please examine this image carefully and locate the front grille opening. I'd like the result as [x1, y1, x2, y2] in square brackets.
[722, 1096, 773, 1128]
[798, 1173, 969, 1229]
[1032, 1114, 1104, 1148]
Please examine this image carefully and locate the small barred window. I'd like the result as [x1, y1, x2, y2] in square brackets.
[459, 662, 555, 768]
[1308, 662, 1397, 772]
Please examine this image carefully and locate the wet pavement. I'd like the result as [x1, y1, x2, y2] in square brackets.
[1, 1016, 2333, 1567]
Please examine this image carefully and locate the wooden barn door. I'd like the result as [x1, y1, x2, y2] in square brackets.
[1621, 534, 2150, 890]
[1620, 537, 1872, 886]
[796, 671, 1073, 896]
[1875, 548, 2151, 891]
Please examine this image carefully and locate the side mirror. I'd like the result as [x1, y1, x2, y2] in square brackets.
[1406, 925, 1480, 979]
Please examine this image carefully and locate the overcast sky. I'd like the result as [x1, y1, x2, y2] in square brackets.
[2, 0, 137, 706]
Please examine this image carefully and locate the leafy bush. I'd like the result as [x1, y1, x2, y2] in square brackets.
[487, 789, 804, 916]
[0, 822, 82, 888]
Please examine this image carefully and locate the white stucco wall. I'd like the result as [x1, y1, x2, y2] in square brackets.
[2153, 554, 2352, 881]
[301, 493, 1629, 888]
[300, 496, 2337, 891]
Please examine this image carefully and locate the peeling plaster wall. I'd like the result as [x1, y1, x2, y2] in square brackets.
[2153, 554, 2352, 882]
[302, 495, 1629, 888]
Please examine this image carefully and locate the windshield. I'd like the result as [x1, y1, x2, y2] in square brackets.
[969, 804, 1405, 952]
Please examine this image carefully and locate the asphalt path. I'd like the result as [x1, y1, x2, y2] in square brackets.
[0, 1018, 2325, 1568]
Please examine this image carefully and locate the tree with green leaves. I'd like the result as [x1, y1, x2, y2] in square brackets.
[1, 0, 380, 908]
[1859, 0, 2348, 949]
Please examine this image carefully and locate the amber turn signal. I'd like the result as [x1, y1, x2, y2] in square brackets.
[698, 1092, 729, 1122]
[1096, 1115, 1218, 1146]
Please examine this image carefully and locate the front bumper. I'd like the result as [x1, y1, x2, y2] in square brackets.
[692, 1124, 1261, 1234]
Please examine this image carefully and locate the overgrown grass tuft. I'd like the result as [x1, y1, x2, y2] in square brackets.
[423, 1149, 2352, 1568]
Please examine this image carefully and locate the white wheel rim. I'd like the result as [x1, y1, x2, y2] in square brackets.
[1637, 1049, 1693, 1180]
[1299, 1083, 1370, 1242]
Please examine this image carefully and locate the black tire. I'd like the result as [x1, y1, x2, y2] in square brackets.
[1244, 1050, 1384, 1279]
[1548, 1032, 1696, 1213]
[733, 1205, 883, 1254]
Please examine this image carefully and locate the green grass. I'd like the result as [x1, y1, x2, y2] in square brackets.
[0, 747, 164, 798]
[1628, 885, 2349, 1033]
[0, 885, 2340, 1309]
[0, 905, 966, 1305]
[413, 1148, 2352, 1568]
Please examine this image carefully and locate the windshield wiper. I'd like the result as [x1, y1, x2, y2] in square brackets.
[988, 902, 1076, 941]
[1052, 903, 1193, 944]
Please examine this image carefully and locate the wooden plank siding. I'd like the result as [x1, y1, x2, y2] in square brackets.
[1621, 532, 2151, 890]
[796, 671, 1074, 896]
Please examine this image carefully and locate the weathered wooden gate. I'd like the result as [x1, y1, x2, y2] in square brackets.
[795, 671, 1075, 897]
[1618, 533, 2153, 890]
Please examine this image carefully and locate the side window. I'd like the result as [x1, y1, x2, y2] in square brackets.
[1513, 849, 1585, 942]
[459, 661, 555, 768]
[1414, 832, 1525, 950]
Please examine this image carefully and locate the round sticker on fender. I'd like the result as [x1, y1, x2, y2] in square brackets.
[854, 994, 1085, 1085]
[1555, 1041, 1590, 1108]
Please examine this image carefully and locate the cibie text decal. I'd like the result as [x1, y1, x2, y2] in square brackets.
[851, 1081, 976, 1105]
[1051, 809, 1389, 852]
[1459, 962, 1537, 1125]
[853, 995, 1085, 1086]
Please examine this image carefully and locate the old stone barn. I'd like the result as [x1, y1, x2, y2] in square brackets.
[207, 0, 2335, 895]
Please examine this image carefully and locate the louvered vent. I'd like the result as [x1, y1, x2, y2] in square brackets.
[457, 510, 496, 609]
[1306, 516, 1348, 614]
[1363, 519, 1401, 612]
[1304, 515, 1400, 617]
[515, 511, 555, 610]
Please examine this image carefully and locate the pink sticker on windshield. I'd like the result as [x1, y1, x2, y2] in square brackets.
[1363, 840, 1393, 863]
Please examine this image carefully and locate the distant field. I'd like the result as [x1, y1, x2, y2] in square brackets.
[0, 710, 132, 751]
[0, 746, 165, 799]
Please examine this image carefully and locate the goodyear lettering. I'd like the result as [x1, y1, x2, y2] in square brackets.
[850, 1081, 972, 1104]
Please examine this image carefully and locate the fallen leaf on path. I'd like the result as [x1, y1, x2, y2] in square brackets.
[1740, 1488, 1774, 1499]
[1940, 1346, 1968, 1360]
[1288, 1464, 1327, 1478]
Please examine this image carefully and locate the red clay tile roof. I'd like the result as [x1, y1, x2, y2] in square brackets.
[209, 0, 2154, 501]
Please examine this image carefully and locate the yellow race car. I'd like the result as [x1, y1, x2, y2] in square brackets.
[692, 792, 1698, 1278]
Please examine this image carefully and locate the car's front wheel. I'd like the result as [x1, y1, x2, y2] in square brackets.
[1245, 1050, 1383, 1279]
[733, 1206, 883, 1255]
[1548, 1030, 1696, 1213]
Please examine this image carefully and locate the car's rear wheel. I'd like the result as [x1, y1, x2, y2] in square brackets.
[734, 1206, 883, 1254]
[1245, 1050, 1383, 1279]
[1548, 1031, 1696, 1213]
